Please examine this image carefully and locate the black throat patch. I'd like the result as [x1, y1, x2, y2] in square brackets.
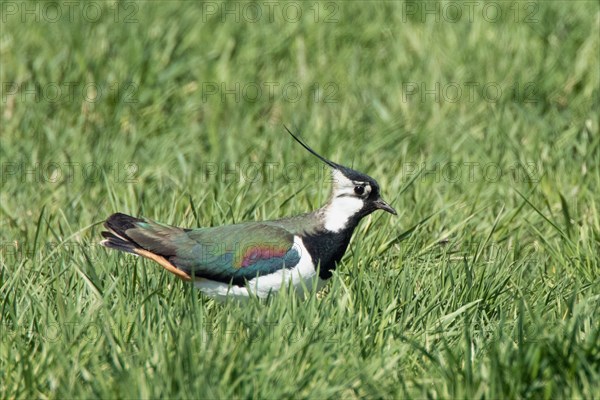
[301, 226, 357, 279]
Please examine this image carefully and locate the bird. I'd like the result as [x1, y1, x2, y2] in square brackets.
[101, 127, 396, 300]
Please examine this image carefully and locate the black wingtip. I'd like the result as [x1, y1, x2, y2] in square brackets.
[101, 213, 145, 254]
[104, 213, 144, 234]
[101, 231, 137, 254]
[283, 125, 341, 170]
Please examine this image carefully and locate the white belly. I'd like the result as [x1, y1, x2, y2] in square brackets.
[193, 236, 327, 301]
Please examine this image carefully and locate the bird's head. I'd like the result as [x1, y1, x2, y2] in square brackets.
[285, 126, 396, 232]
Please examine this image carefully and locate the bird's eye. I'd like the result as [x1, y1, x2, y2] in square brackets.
[354, 186, 365, 195]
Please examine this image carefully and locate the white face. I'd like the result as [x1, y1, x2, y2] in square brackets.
[331, 169, 373, 199]
[323, 170, 373, 232]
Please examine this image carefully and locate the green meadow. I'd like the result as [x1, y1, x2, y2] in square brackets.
[1, 1, 598, 398]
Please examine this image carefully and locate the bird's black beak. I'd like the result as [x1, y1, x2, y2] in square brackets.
[374, 197, 397, 215]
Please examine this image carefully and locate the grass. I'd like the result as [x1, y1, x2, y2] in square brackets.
[1, 0, 599, 398]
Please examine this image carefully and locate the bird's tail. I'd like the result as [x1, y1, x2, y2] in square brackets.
[100, 212, 146, 254]
[100, 212, 192, 281]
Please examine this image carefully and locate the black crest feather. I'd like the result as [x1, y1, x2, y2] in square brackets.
[283, 125, 378, 185]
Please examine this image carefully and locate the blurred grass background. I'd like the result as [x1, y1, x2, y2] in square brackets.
[1, 0, 599, 398]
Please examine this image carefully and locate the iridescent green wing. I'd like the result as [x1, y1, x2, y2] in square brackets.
[127, 220, 300, 284]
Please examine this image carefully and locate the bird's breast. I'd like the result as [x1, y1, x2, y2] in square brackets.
[301, 228, 355, 279]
